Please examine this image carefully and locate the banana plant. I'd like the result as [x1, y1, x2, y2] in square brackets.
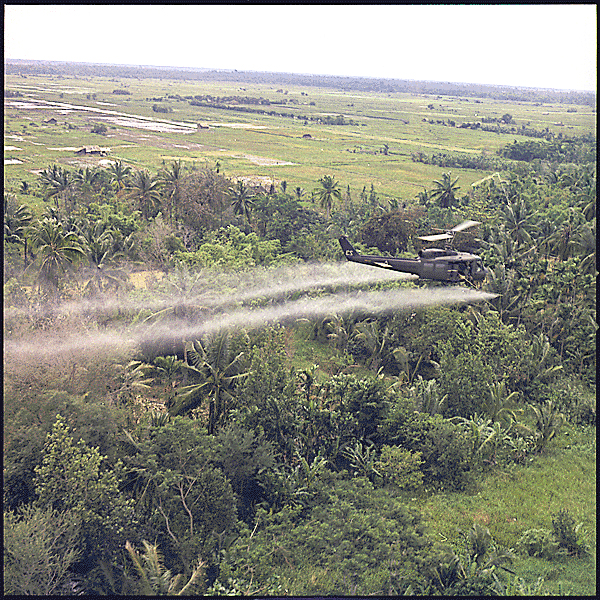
[341, 440, 381, 481]
[529, 400, 565, 453]
[409, 376, 448, 416]
[483, 381, 521, 425]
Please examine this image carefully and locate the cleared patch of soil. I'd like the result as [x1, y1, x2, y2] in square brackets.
[238, 154, 296, 166]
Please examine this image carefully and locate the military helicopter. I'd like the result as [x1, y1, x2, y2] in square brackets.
[339, 220, 487, 285]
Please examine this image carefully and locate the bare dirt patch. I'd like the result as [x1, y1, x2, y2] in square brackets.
[238, 154, 297, 166]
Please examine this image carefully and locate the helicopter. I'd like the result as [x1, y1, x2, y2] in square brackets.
[339, 220, 487, 285]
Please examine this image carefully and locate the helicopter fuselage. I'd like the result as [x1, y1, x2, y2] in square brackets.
[339, 237, 487, 283]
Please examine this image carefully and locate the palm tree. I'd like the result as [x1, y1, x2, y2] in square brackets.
[170, 332, 249, 433]
[4, 194, 33, 264]
[26, 218, 86, 294]
[228, 180, 255, 227]
[39, 164, 75, 214]
[572, 220, 596, 276]
[548, 211, 576, 261]
[108, 159, 132, 193]
[430, 172, 460, 208]
[316, 174, 342, 219]
[125, 540, 204, 595]
[352, 320, 396, 372]
[127, 170, 162, 221]
[503, 196, 536, 248]
[79, 221, 128, 297]
[159, 160, 184, 224]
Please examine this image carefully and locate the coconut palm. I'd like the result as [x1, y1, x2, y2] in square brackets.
[572, 220, 596, 276]
[80, 222, 128, 297]
[26, 217, 86, 294]
[503, 196, 537, 248]
[125, 540, 204, 596]
[548, 209, 581, 261]
[4, 193, 33, 264]
[316, 174, 342, 219]
[73, 166, 100, 195]
[159, 160, 185, 223]
[228, 180, 255, 227]
[108, 159, 132, 193]
[430, 172, 460, 208]
[352, 320, 396, 372]
[127, 169, 162, 221]
[170, 332, 249, 433]
[39, 164, 76, 214]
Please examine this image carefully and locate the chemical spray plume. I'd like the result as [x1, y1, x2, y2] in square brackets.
[4, 262, 414, 321]
[4, 286, 497, 359]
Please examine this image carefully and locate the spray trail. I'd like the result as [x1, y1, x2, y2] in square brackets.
[4, 262, 414, 320]
[4, 286, 497, 358]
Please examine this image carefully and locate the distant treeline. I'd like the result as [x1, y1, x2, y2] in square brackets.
[5, 59, 596, 106]
[412, 134, 596, 171]
[424, 118, 594, 141]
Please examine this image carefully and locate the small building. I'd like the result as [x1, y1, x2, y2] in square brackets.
[44, 118, 58, 124]
[75, 146, 109, 156]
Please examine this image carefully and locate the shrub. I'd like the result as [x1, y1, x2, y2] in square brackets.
[515, 528, 560, 560]
[376, 446, 424, 490]
[3, 505, 82, 596]
[386, 413, 474, 491]
[551, 509, 589, 557]
[217, 473, 429, 595]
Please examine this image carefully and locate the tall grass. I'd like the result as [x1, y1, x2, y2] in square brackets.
[418, 423, 596, 594]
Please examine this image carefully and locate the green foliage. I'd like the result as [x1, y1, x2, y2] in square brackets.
[125, 539, 205, 595]
[551, 508, 589, 557]
[3, 504, 81, 596]
[359, 207, 422, 254]
[419, 523, 515, 595]
[383, 411, 475, 491]
[375, 445, 424, 490]
[529, 400, 566, 452]
[516, 528, 560, 560]
[120, 417, 238, 574]
[33, 414, 136, 571]
[4, 390, 127, 511]
[214, 423, 277, 521]
[438, 345, 496, 418]
[173, 225, 285, 270]
[341, 440, 381, 482]
[218, 474, 429, 595]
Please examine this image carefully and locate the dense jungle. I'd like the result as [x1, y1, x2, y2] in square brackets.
[3, 62, 596, 595]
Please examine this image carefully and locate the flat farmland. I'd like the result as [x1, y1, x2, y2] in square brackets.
[4, 72, 596, 201]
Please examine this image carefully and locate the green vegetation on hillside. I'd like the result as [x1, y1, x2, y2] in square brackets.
[4, 64, 596, 595]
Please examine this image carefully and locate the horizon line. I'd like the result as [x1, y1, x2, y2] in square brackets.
[4, 58, 596, 95]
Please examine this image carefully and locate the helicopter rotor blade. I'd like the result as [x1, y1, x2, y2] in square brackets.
[451, 219, 481, 233]
[418, 233, 453, 242]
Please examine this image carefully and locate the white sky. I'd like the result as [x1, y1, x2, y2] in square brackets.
[4, 4, 597, 92]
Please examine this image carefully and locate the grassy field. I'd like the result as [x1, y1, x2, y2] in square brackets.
[5, 73, 596, 204]
[418, 422, 596, 595]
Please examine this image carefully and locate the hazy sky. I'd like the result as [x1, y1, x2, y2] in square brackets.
[4, 4, 597, 91]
